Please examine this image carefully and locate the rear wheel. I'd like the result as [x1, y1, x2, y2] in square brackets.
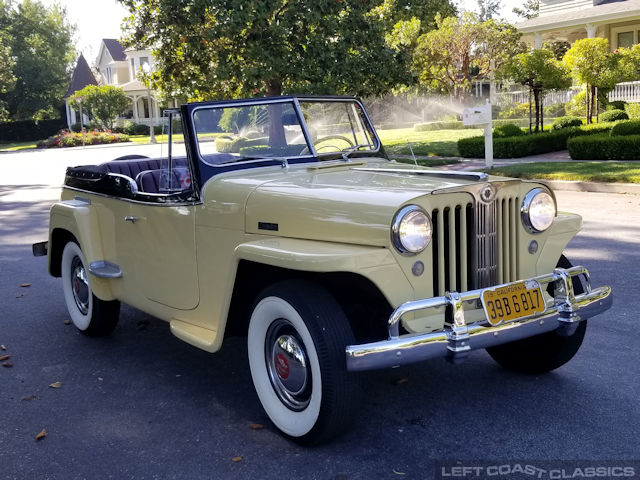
[61, 241, 120, 336]
[247, 281, 360, 445]
[486, 255, 587, 374]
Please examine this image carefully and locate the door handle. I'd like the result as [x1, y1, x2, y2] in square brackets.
[125, 216, 138, 223]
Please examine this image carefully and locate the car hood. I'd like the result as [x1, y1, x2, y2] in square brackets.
[245, 160, 494, 247]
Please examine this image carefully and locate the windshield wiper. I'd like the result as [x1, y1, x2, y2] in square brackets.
[341, 143, 376, 161]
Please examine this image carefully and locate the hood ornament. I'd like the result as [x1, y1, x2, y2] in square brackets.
[479, 184, 496, 203]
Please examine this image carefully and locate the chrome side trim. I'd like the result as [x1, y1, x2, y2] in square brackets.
[351, 167, 489, 181]
[346, 266, 612, 371]
[88, 260, 123, 279]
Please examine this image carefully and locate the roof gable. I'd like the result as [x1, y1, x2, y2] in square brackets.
[65, 54, 98, 98]
[102, 38, 127, 62]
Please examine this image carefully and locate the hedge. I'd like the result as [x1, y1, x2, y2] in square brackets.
[0, 118, 66, 142]
[610, 120, 640, 137]
[599, 109, 628, 122]
[493, 123, 524, 138]
[37, 131, 130, 148]
[568, 134, 640, 160]
[458, 123, 614, 158]
[552, 116, 583, 130]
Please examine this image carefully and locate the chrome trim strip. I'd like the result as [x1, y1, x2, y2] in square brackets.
[346, 266, 612, 371]
[62, 186, 203, 207]
[88, 260, 122, 279]
[351, 168, 489, 181]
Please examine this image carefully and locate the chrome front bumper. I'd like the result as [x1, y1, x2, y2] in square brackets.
[345, 266, 612, 372]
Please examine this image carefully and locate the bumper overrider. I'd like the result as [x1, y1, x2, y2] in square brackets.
[345, 266, 612, 371]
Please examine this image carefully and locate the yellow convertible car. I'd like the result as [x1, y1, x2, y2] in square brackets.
[34, 96, 612, 444]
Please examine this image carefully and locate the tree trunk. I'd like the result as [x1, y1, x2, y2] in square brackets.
[533, 89, 540, 133]
[540, 94, 544, 132]
[265, 79, 282, 97]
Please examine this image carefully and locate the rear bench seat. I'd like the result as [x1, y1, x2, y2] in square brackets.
[104, 156, 189, 194]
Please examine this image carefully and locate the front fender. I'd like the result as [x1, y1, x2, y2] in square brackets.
[234, 237, 413, 309]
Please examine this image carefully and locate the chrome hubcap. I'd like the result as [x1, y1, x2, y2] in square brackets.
[71, 256, 89, 315]
[265, 319, 311, 411]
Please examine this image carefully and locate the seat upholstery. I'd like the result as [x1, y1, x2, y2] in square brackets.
[103, 157, 189, 193]
[136, 168, 189, 193]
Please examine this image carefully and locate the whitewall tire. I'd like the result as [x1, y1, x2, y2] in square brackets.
[247, 281, 360, 444]
[61, 241, 120, 337]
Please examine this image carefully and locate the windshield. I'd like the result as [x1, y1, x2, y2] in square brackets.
[191, 98, 379, 166]
[298, 100, 378, 156]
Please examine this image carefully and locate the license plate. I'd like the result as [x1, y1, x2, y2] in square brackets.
[481, 280, 546, 326]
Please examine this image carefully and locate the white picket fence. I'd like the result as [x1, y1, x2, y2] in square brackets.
[495, 81, 640, 106]
[608, 81, 640, 103]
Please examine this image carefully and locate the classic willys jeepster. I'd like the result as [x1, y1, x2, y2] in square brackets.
[35, 96, 612, 444]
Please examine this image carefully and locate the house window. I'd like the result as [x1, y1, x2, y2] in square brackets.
[140, 56, 150, 71]
[105, 67, 112, 84]
[130, 58, 135, 75]
[617, 31, 634, 48]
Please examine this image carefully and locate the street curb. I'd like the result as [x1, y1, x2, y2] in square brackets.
[540, 179, 640, 194]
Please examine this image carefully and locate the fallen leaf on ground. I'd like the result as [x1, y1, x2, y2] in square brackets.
[395, 378, 409, 385]
[231, 456, 242, 462]
[16, 294, 24, 298]
[249, 423, 264, 430]
[64, 320, 71, 325]
[49, 381, 62, 388]
[136, 319, 150, 331]
[393, 469, 406, 475]
[20, 283, 31, 288]
[2, 362, 13, 368]
[0, 355, 10, 362]
[21, 395, 37, 401]
[1, 345, 5, 350]
[35, 429, 47, 441]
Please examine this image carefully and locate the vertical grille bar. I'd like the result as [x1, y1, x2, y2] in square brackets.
[502, 199, 510, 282]
[460, 206, 468, 292]
[497, 199, 503, 284]
[437, 210, 445, 296]
[510, 197, 518, 280]
[475, 201, 498, 288]
[448, 207, 456, 293]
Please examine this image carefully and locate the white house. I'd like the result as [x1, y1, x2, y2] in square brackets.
[516, 0, 640, 49]
[65, 39, 165, 129]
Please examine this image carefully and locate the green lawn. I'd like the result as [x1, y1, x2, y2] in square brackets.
[0, 140, 38, 151]
[486, 161, 640, 183]
[378, 127, 482, 157]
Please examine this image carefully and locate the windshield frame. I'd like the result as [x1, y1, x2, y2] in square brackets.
[184, 95, 383, 169]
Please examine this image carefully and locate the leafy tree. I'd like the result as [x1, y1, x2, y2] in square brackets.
[563, 38, 620, 123]
[544, 40, 571, 60]
[513, 0, 539, 20]
[0, 37, 14, 121]
[119, 0, 455, 100]
[70, 85, 130, 131]
[0, 0, 75, 121]
[412, 13, 524, 98]
[499, 47, 571, 132]
[477, 0, 501, 21]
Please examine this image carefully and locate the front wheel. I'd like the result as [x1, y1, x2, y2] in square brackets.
[247, 281, 360, 445]
[486, 255, 587, 374]
[61, 241, 120, 337]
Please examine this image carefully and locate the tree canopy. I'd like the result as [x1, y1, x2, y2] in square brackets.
[499, 47, 571, 131]
[118, 0, 455, 100]
[0, 0, 76, 121]
[69, 85, 130, 131]
[563, 38, 620, 123]
[412, 13, 524, 98]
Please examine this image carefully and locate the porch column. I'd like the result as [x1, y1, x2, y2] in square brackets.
[132, 96, 139, 121]
[534, 32, 543, 49]
[586, 23, 597, 38]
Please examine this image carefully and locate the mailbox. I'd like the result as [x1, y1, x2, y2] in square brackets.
[462, 104, 492, 126]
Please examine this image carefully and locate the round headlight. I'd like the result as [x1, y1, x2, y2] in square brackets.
[392, 205, 432, 254]
[522, 188, 556, 233]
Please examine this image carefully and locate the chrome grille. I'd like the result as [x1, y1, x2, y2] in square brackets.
[431, 193, 520, 296]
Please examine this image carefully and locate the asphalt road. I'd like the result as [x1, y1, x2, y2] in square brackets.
[1, 145, 639, 480]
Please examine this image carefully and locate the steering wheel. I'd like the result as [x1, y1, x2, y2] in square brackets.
[299, 135, 355, 155]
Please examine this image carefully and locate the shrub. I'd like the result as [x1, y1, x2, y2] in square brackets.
[599, 109, 628, 122]
[625, 103, 640, 120]
[414, 121, 465, 132]
[544, 103, 566, 118]
[457, 123, 615, 158]
[608, 100, 627, 111]
[497, 103, 530, 119]
[568, 134, 640, 160]
[0, 118, 65, 142]
[552, 116, 583, 130]
[493, 123, 524, 138]
[610, 120, 640, 137]
[37, 130, 129, 148]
